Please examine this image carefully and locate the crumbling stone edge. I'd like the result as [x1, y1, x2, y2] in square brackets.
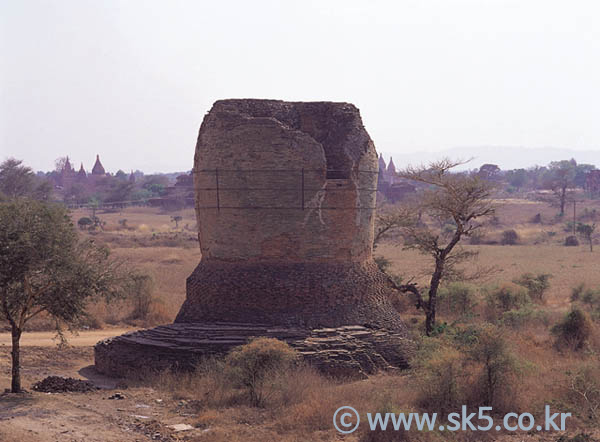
[94, 322, 414, 379]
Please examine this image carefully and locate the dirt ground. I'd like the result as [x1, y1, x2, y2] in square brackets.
[2, 201, 600, 441]
[0, 333, 216, 442]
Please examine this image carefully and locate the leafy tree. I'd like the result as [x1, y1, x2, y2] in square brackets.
[0, 199, 128, 392]
[0, 158, 53, 201]
[396, 159, 496, 335]
[478, 164, 501, 181]
[0, 158, 34, 199]
[547, 160, 577, 216]
[577, 223, 597, 252]
[142, 175, 169, 197]
[506, 168, 527, 190]
[513, 273, 551, 301]
[574, 164, 596, 189]
[105, 181, 134, 204]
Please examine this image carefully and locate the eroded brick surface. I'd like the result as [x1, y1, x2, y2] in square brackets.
[95, 100, 413, 377]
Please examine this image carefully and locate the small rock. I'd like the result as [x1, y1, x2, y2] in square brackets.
[168, 423, 194, 432]
[108, 392, 126, 400]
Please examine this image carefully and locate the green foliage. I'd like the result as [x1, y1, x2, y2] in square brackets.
[0, 200, 127, 323]
[551, 308, 592, 351]
[0, 158, 52, 201]
[513, 272, 552, 301]
[485, 284, 531, 314]
[500, 306, 548, 329]
[0, 199, 130, 391]
[576, 223, 597, 251]
[437, 283, 477, 316]
[501, 229, 519, 245]
[571, 284, 600, 306]
[412, 337, 466, 414]
[412, 324, 521, 414]
[77, 217, 93, 230]
[225, 338, 298, 407]
[465, 325, 521, 409]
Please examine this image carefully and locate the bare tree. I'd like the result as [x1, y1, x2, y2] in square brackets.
[395, 159, 496, 335]
[171, 215, 183, 229]
[373, 205, 415, 250]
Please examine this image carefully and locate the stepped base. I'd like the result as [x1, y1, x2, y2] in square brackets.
[94, 322, 414, 379]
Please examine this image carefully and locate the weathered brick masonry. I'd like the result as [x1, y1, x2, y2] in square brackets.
[95, 99, 413, 377]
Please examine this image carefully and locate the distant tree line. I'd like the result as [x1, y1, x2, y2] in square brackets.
[0, 157, 192, 209]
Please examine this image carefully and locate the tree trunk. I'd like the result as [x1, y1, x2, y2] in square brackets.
[11, 326, 22, 393]
[559, 187, 566, 216]
[425, 260, 444, 336]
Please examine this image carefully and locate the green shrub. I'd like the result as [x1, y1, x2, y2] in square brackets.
[77, 217, 93, 230]
[513, 273, 551, 302]
[501, 229, 519, 245]
[551, 308, 592, 351]
[412, 338, 466, 415]
[466, 325, 521, 410]
[485, 284, 531, 315]
[225, 337, 298, 407]
[500, 306, 548, 329]
[413, 325, 522, 415]
[571, 283, 586, 302]
[437, 283, 477, 316]
[581, 289, 600, 307]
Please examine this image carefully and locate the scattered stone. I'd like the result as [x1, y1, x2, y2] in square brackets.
[32, 376, 96, 393]
[131, 415, 150, 419]
[168, 424, 194, 432]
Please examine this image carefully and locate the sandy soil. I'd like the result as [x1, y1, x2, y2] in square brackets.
[0, 329, 135, 348]
[0, 336, 210, 442]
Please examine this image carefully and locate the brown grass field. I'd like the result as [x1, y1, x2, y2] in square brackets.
[1, 198, 600, 441]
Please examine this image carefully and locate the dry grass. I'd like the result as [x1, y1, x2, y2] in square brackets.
[49, 200, 600, 439]
[378, 243, 600, 312]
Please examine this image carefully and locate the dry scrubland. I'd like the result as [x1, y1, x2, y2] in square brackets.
[2, 199, 600, 441]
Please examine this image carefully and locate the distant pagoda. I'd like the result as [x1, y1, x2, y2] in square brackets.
[92, 154, 106, 175]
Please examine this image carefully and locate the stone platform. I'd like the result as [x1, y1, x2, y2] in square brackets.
[94, 322, 413, 379]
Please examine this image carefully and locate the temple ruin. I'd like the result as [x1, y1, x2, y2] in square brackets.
[95, 99, 413, 377]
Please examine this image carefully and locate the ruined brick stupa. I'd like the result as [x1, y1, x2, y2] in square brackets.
[95, 99, 413, 377]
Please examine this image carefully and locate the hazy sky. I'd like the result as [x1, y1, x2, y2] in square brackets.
[1, 0, 599, 173]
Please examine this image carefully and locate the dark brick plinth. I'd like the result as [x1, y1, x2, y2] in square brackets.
[94, 323, 414, 379]
[177, 259, 406, 330]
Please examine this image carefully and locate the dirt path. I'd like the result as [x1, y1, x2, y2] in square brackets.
[0, 328, 135, 347]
